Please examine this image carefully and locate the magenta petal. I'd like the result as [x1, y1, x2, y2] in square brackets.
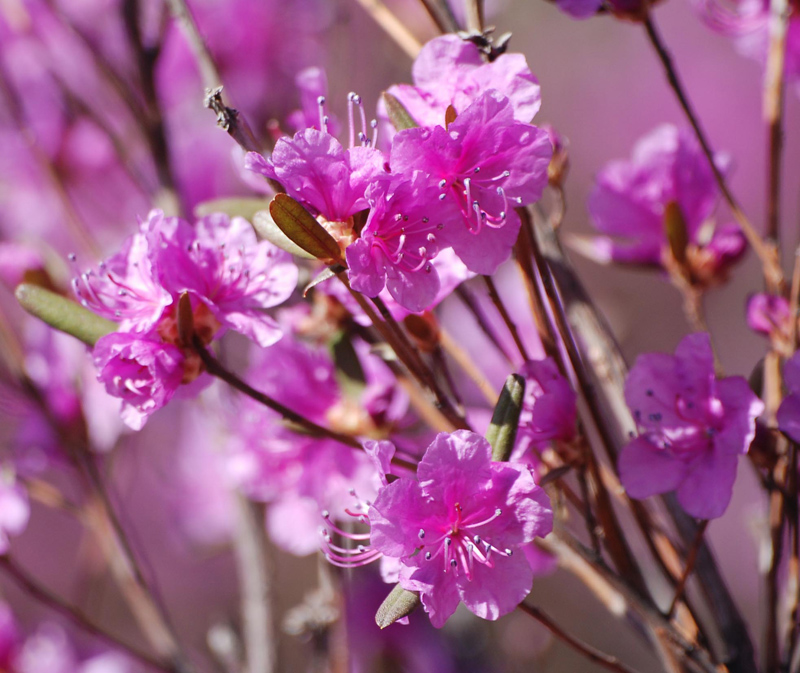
[385, 265, 440, 314]
[677, 451, 738, 519]
[369, 479, 442, 558]
[618, 437, 687, 499]
[347, 238, 386, 298]
[401, 561, 462, 629]
[458, 552, 533, 621]
[416, 430, 493, 499]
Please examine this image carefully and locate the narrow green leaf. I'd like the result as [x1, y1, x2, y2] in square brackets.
[268, 194, 343, 264]
[303, 265, 344, 297]
[664, 201, 689, 266]
[382, 92, 419, 131]
[485, 374, 526, 462]
[375, 584, 420, 629]
[252, 210, 316, 260]
[194, 197, 271, 220]
[16, 284, 116, 347]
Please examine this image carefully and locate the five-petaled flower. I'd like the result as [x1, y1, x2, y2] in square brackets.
[368, 430, 552, 627]
[619, 332, 763, 519]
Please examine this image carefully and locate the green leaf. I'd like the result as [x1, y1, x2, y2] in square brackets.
[303, 265, 344, 297]
[16, 284, 116, 347]
[268, 194, 344, 264]
[375, 584, 421, 629]
[485, 374, 526, 462]
[252, 210, 316, 260]
[194, 197, 271, 220]
[382, 92, 419, 132]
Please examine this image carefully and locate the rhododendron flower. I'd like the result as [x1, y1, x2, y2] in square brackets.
[368, 430, 552, 627]
[383, 34, 541, 129]
[513, 358, 577, 461]
[75, 210, 297, 348]
[584, 125, 743, 271]
[391, 91, 552, 275]
[149, 212, 297, 347]
[93, 332, 186, 431]
[346, 173, 448, 312]
[619, 333, 763, 519]
[778, 353, 800, 444]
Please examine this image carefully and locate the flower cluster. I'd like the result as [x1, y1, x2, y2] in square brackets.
[73, 211, 297, 429]
[247, 35, 552, 312]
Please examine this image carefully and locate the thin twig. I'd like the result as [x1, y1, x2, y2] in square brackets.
[194, 338, 362, 449]
[0, 556, 175, 673]
[643, 10, 784, 292]
[417, 0, 461, 32]
[667, 519, 708, 618]
[518, 602, 645, 673]
[483, 275, 530, 361]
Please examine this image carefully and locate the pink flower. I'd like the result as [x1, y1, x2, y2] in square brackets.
[149, 211, 298, 347]
[368, 430, 552, 627]
[513, 358, 577, 462]
[93, 332, 185, 431]
[383, 35, 541, 130]
[74, 210, 297, 347]
[619, 333, 764, 519]
[391, 91, 552, 275]
[585, 125, 743, 271]
[346, 173, 448, 312]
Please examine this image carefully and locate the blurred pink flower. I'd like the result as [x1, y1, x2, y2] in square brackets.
[619, 333, 764, 519]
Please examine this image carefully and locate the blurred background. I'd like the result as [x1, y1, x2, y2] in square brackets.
[0, 0, 796, 670]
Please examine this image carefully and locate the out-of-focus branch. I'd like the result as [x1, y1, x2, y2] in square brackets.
[0, 556, 176, 673]
[163, 0, 261, 153]
[518, 602, 645, 673]
[418, 0, 461, 32]
[352, 0, 422, 59]
[764, 0, 789, 244]
[233, 497, 276, 673]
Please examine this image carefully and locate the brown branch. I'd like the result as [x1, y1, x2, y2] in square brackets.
[417, 0, 461, 32]
[764, 0, 789, 243]
[667, 519, 708, 618]
[194, 338, 363, 449]
[518, 602, 645, 673]
[0, 556, 176, 673]
[643, 11, 784, 293]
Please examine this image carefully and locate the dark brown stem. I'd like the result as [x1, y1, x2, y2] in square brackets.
[0, 556, 176, 673]
[518, 602, 645, 673]
[764, 0, 789, 244]
[643, 11, 784, 292]
[766, 449, 788, 673]
[667, 519, 708, 618]
[482, 275, 530, 361]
